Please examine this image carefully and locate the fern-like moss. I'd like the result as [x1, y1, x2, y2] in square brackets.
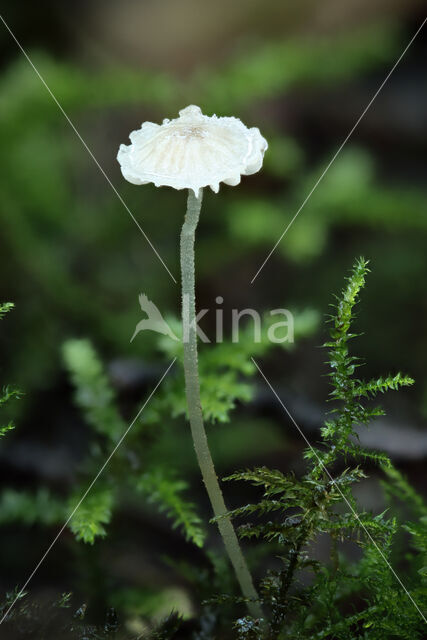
[220, 258, 426, 639]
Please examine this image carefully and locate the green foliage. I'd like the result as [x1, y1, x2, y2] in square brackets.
[147, 309, 319, 424]
[227, 148, 427, 264]
[69, 487, 114, 545]
[0, 303, 21, 437]
[0, 421, 15, 438]
[0, 588, 187, 639]
[316, 258, 413, 470]
[198, 24, 399, 112]
[63, 339, 126, 442]
[0, 53, 178, 123]
[0, 384, 21, 438]
[137, 468, 205, 548]
[110, 584, 193, 624]
[57, 302, 317, 547]
[382, 465, 427, 588]
[62, 338, 205, 548]
[382, 465, 427, 518]
[0, 305, 68, 537]
[220, 258, 425, 639]
[0, 488, 64, 527]
[0, 305, 64, 536]
[0, 590, 127, 639]
[0, 302, 14, 319]
[146, 612, 184, 640]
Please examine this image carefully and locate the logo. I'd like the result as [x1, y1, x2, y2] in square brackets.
[132, 293, 294, 344]
[131, 294, 179, 342]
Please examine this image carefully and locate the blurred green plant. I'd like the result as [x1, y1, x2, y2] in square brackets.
[0, 303, 22, 437]
[62, 337, 205, 547]
[61, 309, 317, 548]
[196, 24, 400, 112]
[226, 147, 427, 263]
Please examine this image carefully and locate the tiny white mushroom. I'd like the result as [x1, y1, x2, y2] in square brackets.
[117, 105, 268, 196]
[119, 105, 266, 618]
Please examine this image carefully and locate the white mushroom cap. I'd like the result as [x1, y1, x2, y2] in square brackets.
[117, 105, 268, 196]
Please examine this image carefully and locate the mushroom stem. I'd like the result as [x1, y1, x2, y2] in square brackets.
[180, 188, 262, 619]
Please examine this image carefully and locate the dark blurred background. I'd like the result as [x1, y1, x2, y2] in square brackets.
[0, 0, 426, 635]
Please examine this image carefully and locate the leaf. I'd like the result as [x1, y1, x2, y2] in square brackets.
[63, 339, 126, 442]
[69, 488, 114, 544]
[137, 468, 205, 548]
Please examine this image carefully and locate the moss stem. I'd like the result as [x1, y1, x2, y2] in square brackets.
[180, 188, 262, 619]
